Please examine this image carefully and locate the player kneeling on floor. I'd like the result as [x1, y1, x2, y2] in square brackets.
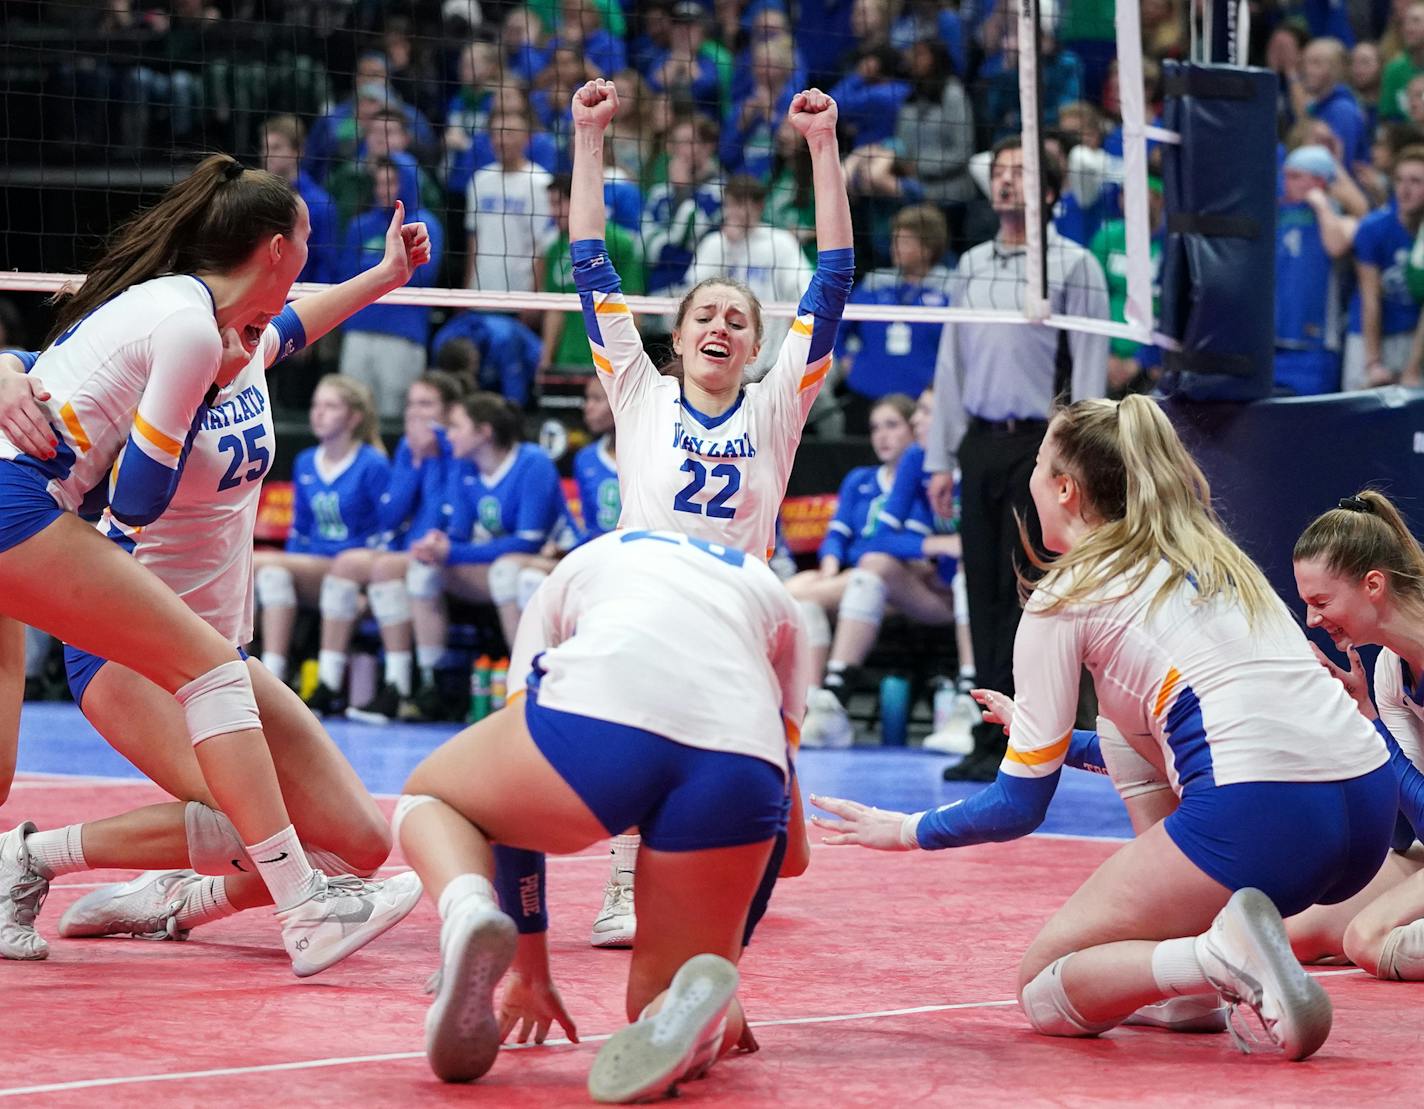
[394, 528, 809, 1101]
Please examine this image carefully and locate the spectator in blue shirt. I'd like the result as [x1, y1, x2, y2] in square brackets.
[335, 159, 446, 417]
[975, 8, 1082, 145]
[261, 115, 338, 286]
[303, 54, 437, 183]
[642, 115, 723, 291]
[446, 85, 560, 199]
[550, 0, 628, 79]
[837, 204, 954, 411]
[1276, 146, 1356, 395]
[645, 1, 724, 120]
[1302, 38, 1371, 168]
[721, 33, 799, 179]
[829, 46, 911, 150]
[431, 311, 544, 407]
[1345, 146, 1424, 387]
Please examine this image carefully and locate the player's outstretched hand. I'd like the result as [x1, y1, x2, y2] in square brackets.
[1310, 642, 1376, 721]
[499, 971, 579, 1046]
[971, 687, 1014, 734]
[787, 88, 838, 141]
[571, 78, 619, 132]
[0, 357, 55, 459]
[810, 794, 919, 850]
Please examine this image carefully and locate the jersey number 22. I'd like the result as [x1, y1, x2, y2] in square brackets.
[673, 459, 740, 519]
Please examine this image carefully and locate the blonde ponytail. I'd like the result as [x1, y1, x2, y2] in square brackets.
[1026, 395, 1281, 623]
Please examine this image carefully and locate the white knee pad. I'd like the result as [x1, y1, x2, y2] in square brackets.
[798, 600, 832, 649]
[516, 567, 549, 610]
[488, 558, 523, 605]
[391, 793, 439, 841]
[304, 845, 377, 879]
[184, 801, 252, 874]
[839, 568, 886, 625]
[319, 575, 361, 621]
[1020, 956, 1121, 1037]
[369, 578, 413, 626]
[1098, 717, 1172, 801]
[1378, 919, 1424, 980]
[405, 560, 445, 601]
[255, 564, 297, 609]
[175, 659, 260, 746]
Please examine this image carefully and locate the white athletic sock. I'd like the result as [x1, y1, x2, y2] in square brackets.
[416, 644, 444, 672]
[824, 660, 847, 688]
[385, 650, 414, 697]
[609, 834, 639, 883]
[1151, 935, 1214, 996]
[438, 873, 497, 921]
[174, 876, 238, 930]
[262, 653, 288, 683]
[26, 825, 87, 879]
[247, 825, 321, 912]
[317, 650, 347, 692]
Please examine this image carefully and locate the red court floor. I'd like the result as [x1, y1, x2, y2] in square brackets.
[3, 777, 1422, 1106]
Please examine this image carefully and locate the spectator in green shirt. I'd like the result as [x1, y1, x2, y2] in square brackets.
[1380, 0, 1424, 121]
[1089, 176, 1165, 396]
[536, 173, 647, 375]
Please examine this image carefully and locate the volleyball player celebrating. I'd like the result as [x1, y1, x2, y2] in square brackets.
[0, 157, 420, 974]
[568, 75, 852, 942]
[396, 528, 808, 1099]
[1286, 490, 1424, 978]
[813, 396, 1394, 1061]
[0, 201, 434, 958]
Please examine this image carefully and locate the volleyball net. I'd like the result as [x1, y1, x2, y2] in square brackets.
[0, 0, 1165, 363]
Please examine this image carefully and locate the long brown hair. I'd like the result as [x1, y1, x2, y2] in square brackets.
[1295, 489, 1424, 619]
[48, 154, 298, 344]
[1024, 395, 1280, 623]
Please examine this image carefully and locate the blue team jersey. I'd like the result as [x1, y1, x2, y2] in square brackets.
[821, 464, 893, 566]
[1277, 201, 1341, 351]
[1348, 203, 1421, 336]
[838, 267, 954, 399]
[572, 436, 620, 544]
[287, 443, 390, 558]
[446, 441, 563, 564]
[867, 443, 958, 577]
[379, 431, 454, 550]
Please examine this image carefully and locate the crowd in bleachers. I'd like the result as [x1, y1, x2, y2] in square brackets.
[16, 0, 1424, 729]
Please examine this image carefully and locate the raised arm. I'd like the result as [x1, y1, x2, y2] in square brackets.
[788, 89, 852, 254]
[282, 202, 431, 358]
[570, 79, 618, 243]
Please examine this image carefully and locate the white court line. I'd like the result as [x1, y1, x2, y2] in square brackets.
[0, 973, 1369, 1099]
[0, 999, 1022, 1098]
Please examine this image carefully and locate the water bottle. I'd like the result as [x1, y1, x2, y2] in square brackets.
[491, 658, 509, 712]
[467, 655, 492, 723]
[879, 674, 910, 746]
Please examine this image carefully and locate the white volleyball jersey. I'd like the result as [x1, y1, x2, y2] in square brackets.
[574, 244, 849, 560]
[1374, 647, 1424, 771]
[98, 325, 285, 645]
[1003, 561, 1388, 792]
[508, 529, 809, 774]
[0, 275, 222, 518]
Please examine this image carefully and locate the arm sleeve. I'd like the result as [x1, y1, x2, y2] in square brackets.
[447, 460, 560, 565]
[924, 318, 964, 474]
[1065, 729, 1107, 774]
[913, 769, 1061, 848]
[875, 444, 924, 530]
[377, 439, 421, 536]
[265, 306, 308, 368]
[2, 349, 40, 372]
[1064, 254, 1110, 401]
[760, 246, 854, 427]
[492, 846, 548, 934]
[571, 238, 661, 415]
[108, 309, 221, 527]
[1374, 717, 1424, 842]
[818, 471, 860, 564]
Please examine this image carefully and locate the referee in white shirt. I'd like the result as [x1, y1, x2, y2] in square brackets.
[926, 136, 1109, 780]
